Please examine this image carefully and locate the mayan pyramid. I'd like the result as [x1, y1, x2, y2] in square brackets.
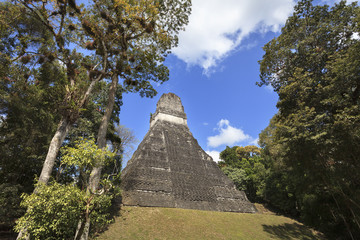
[121, 93, 256, 213]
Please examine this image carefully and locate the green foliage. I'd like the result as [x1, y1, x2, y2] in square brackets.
[88, 193, 114, 234]
[59, 138, 118, 190]
[15, 182, 85, 240]
[61, 138, 116, 170]
[221, 167, 248, 191]
[2, 0, 190, 238]
[262, 169, 298, 215]
[218, 146, 238, 168]
[1, 0, 192, 136]
[0, 57, 66, 227]
[218, 145, 268, 202]
[14, 138, 118, 239]
[0, 184, 24, 225]
[258, 118, 299, 215]
[258, 0, 360, 238]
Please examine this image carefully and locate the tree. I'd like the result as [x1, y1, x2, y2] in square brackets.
[73, 0, 191, 238]
[15, 138, 116, 240]
[258, 0, 360, 238]
[2, 0, 191, 239]
[218, 145, 268, 202]
[259, 118, 301, 216]
[221, 166, 248, 191]
[0, 60, 66, 231]
[218, 146, 238, 168]
[3, 0, 190, 187]
[114, 125, 138, 160]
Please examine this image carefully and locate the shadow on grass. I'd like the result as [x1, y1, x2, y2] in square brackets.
[262, 223, 324, 240]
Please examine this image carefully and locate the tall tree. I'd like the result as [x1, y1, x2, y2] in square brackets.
[259, 117, 301, 216]
[258, 0, 360, 238]
[0, 60, 66, 231]
[2, 0, 191, 239]
[218, 145, 268, 202]
[73, 0, 191, 238]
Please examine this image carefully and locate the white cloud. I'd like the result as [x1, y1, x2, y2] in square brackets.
[207, 119, 251, 148]
[249, 138, 259, 146]
[172, 0, 295, 72]
[218, 119, 230, 128]
[206, 150, 221, 163]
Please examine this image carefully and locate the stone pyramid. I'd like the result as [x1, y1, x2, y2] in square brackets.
[121, 93, 256, 213]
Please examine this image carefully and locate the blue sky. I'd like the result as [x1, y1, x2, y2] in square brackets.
[119, 0, 355, 165]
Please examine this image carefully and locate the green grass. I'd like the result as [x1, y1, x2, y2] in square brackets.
[95, 204, 324, 240]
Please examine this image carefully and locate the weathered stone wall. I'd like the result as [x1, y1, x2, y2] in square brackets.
[150, 93, 187, 124]
[121, 93, 256, 213]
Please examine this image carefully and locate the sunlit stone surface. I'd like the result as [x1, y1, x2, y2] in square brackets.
[121, 93, 256, 213]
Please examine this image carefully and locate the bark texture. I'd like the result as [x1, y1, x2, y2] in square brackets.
[38, 117, 71, 184]
[78, 74, 118, 240]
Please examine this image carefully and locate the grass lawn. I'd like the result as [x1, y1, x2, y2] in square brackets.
[95, 204, 324, 240]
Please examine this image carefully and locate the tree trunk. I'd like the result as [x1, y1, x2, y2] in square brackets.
[16, 227, 29, 240]
[77, 74, 118, 240]
[92, 73, 118, 190]
[38, 117, 72, 184]
[16, 117, 71, 240]
[17, 74, 102, 240]
[74, 199, 91, 240]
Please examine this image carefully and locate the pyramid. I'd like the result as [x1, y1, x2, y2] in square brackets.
[121, 93, 256, 213]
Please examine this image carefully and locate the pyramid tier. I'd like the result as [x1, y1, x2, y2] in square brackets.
[121, 119, 256, 213]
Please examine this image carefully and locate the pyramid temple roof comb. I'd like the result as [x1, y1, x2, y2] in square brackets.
[150, 93, 187, 127]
